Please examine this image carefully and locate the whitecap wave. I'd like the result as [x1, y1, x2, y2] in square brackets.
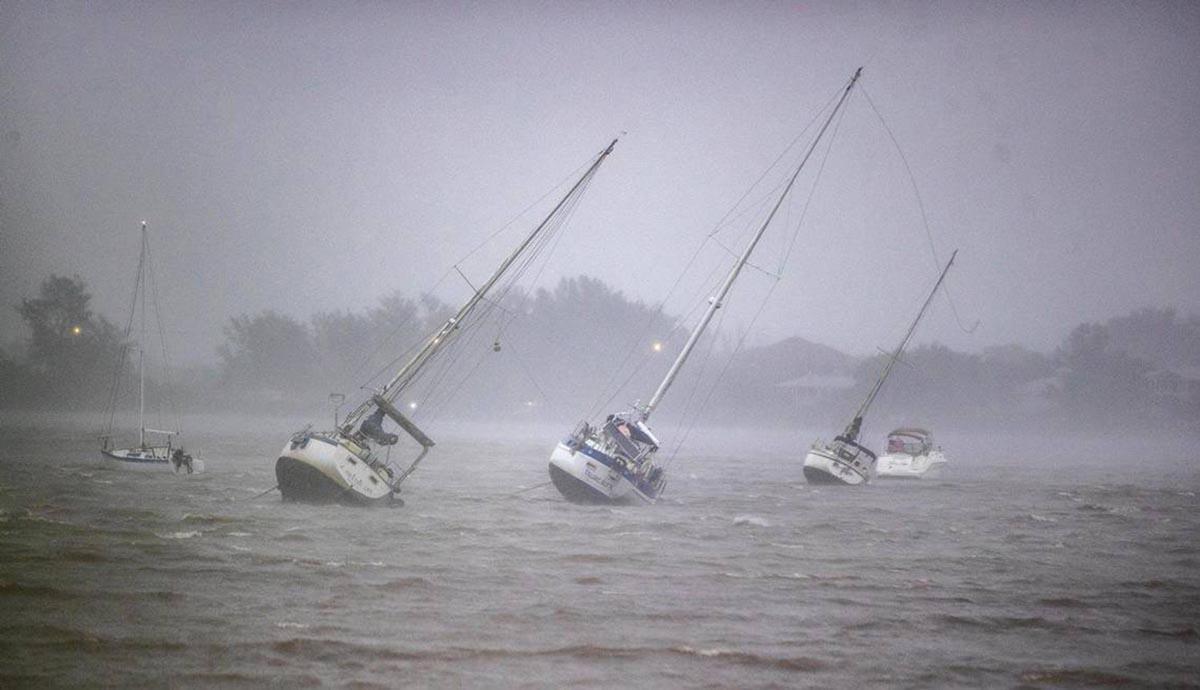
[157, 530, 201, 539]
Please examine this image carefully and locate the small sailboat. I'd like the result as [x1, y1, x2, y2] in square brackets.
[100, 222, 198, 474]
[548, 68, 864, 505]
[276, 139, 618, 505]
[802, 251, 956, 485]
[874, 427, 946, 479]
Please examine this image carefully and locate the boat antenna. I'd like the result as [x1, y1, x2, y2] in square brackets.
[642, 67, 864, 420]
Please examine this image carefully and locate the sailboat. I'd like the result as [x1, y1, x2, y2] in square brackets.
[100, 222, 198, 474]
[548, 68, 864, 505]
[801, 250, 956, 485]
[275, 139, 618, 505]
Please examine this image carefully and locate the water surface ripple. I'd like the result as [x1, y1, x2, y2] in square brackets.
[1, 423, 1197, 687]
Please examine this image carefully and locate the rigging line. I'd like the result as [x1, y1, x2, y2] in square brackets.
[711, 172, 793, 242]
[704, 86, 842, 241]
[407, 289, 508, 417]
[587, 249, 731, 420]
[777, 82, 854, 273]
[454, 265, 480, 293]
[859, 83, 979, 335]
[663, 285, 735, 469]
[432, 174, 600, 393]
[452, 155, 595, 270]
[503, 336, 564, 418]
[666, 281, 781, 468]
[352, 268, 453, 386]
[419, 333, 492, 427]
[475, 174, 594, 361]
[582, 83, 846, 421]
[103, 232, 147, 437]
[365, 141, 616, 424]
[710, 235, 782, 279]
[496, 175, 595, 343]
[144, 235, 181, 436]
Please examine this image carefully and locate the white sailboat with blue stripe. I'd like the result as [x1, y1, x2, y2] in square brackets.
[549, 68, 865, 505]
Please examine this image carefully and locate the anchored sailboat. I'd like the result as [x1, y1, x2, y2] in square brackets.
[276, 139, 618, 505]
[100, 222, 198, 474]
[802, 250, 956, 485]
[548, 68, 864, 505]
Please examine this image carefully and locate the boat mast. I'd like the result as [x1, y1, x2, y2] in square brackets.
[343, 139, 618, 429]
[643, 68, 863, 419]
[138, 221, 147, 448]
[842, 249, 956, 441]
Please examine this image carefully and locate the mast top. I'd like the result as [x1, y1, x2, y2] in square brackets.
[641, 66, 863, 419]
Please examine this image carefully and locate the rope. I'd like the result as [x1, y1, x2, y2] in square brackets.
[241, 485, 279, 501]
[665, 280, 781, 468]
[505, 480, 553, 497]
[859, 83, 979, 335]
[578, 84, 844, 422]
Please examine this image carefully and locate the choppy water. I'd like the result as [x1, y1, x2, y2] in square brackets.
[1, 417, 1197, 688]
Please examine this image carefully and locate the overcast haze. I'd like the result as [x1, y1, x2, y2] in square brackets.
[2, 1, 1198, 365]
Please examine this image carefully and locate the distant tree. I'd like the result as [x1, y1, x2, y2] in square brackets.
[1103, 307, 1200, 371]
[310, 309, 375, 392]
[217, 311, 316, 393]
[0, 351, 38, 407]
[15, 274, 125, 404]
[1054, 322, 1154, 425]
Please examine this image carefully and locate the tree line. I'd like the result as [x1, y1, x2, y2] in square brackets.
[3, 274, 1197, 433]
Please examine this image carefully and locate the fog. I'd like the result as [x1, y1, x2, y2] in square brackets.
[3, 1, 1198, 373]
[7, 8, 1200, 685]
[1, 2, 1198, 447]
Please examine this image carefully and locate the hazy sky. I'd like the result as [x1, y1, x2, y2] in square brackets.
[2, 1, 1198, 365]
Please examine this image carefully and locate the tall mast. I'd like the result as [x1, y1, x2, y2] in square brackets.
[842, 249, 956, 441]
[138, 221, 147, 448]
[343, 139, 618, 429]
[643, 68, 863, 418]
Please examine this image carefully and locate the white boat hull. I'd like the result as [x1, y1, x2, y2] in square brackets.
[102, 446, 170, 464]
[102, 446, 205, 473]
[802, 441, 873, 486]
[548, 441, 660, 505]
[875, 450, 946, 479]
[276, 432, 398, 506]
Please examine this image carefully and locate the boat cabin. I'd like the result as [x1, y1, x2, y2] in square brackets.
[885, 428, 933, 456]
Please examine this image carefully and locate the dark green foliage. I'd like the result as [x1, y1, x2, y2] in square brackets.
[5, 275, 125, 408]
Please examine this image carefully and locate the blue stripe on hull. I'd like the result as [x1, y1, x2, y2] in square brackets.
[565, 440, 663, 502]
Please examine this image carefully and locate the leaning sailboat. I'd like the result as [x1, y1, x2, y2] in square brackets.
[548, 68, 864, 505]
[276, 139, 618, 505]
[802, 250, 956, 485]
[100, 222, 198, 474]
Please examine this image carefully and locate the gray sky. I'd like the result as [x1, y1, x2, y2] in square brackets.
[2, 1, 1198, 365]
